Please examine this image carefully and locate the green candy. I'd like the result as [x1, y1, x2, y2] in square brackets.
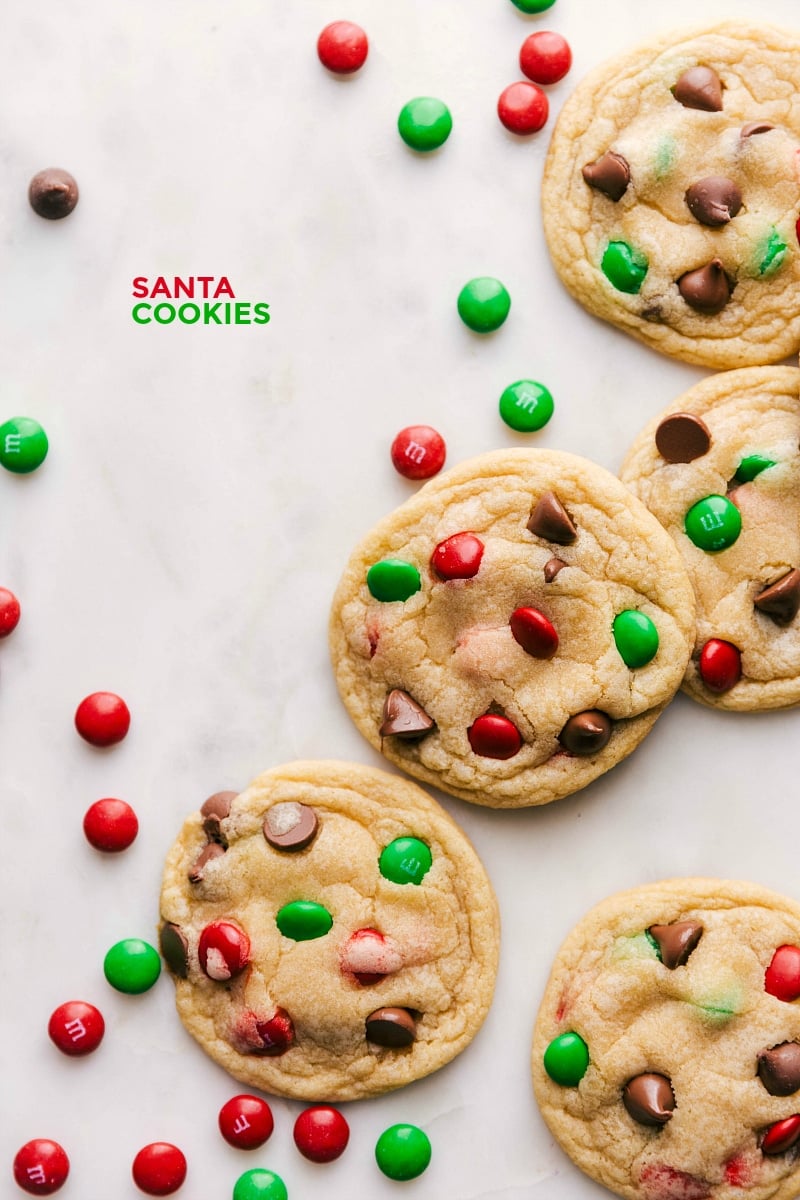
[758, 228, 788, 277]
[654, 136, 677, 179]
[499, 380, 554, 433]
[104, 938, 162, 994]
[509, 0, 556, 10]
[543, 1031, 590, 1086]
[684, 494, 741, 552]
[232, 1168, 288, 1200]
[612, 610, 659, 669]
[367, 559, 421, 602]
[398, 97, 452, 152]
[457, 276, 511, 333]
[0, 416, 49, 474]
[375, 1124, 432, 1181]
[276, 899, 333, 941]
[601, 241, 648, 294]
[735, 454, 775, 483]
[645, 928, 661, 958]
[379, 837, 432, 885]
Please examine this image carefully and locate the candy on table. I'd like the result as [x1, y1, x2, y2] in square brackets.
[457, 277, 511, 332]
[83, 797, 139, 852]
[316, 21, 368, 74]
[218, 1095, 274, 1150]
[232, 1168, 288, 1200]
[497, 81, 549, 134]
[509, 0, 556, 11]
[28, 168, 78, 219]
[397, 97, 452, 152]
[0, 416, 48, 473]
[131, 1143, 187, 1196]
[293, 1106, 350, 1162]
[47, 1000, 105, 1056]
[375, 1123, 432, 1181]
[520, 31, 571, 84]
[698, 639, 742, 694]
[0, 587, 21, 636]
[74, 691, 131, 746]
[103, 937, 161, 994]
[13, 1139, 69, 1196]
[499, 380, 554, 432]
[390, 425, 446, 480]
[543, 1031, 590, 1086]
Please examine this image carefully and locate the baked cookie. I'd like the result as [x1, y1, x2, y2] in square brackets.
[159, 760, 499, 1101]
[532, 878, 800, 1200]
[620, 367, 800, 711]
[542, 22, 800, 369]
[329, 449, 695, 809]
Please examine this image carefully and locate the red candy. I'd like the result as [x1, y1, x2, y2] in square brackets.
[497, 81, 549, 135]
[468, 713, 522, 759]
[131, 1143, 187, 1196]
[519, 31, 572, 85]
[698, 639, 741, 693]
[83, 797, 139, 852]
[198, 920, 251, 981]
[0, 586, 20, 637]
[253, 1007, 295, 1056]
[317, 20, 368, 74]
[431, 532, 484, 580]
[390, 425, 446, 480]
[218, 1095, 274, 1149]
[294, 1106, 350, 1163]
[48, 1000, 105, 1056]
[765, 945, 800, 1002]
[510, 607, 558, 658]
[13, 1140, 69, 1195]
[761, 1114, 800, 1156]
[74, 691, 131, 746]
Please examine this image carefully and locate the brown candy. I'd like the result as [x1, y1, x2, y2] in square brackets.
[677, 259, 732, 315]
[758, 1043, 800, 1096]
[28, 168, 79, 219]
[365, 1007, 417, 1048]
[160, 922, 189, 978]
[754, 569, 800, 626]
[741, 121, 775, 138]
[379, 689, 436, 739]
[263, 802, 319, 851]
[623, 1073, 676, 1126]
[685, 177, 742, 227]
[672, 66, 723, 112]
[558, 710, 612, 756]
[655, 413, 712, 464]
[188, 841, 226, 883]
[581, 151, 631, 201]
[648, 920, 703, 969]
[544, 556, 567, 582]
[528, 492, 577, 545]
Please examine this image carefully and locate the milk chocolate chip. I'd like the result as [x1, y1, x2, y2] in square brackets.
[754, 569, 800, 625]
[685, 177, 742, 227]
[648, 920, 703, 968]
[528, 492, 577, 544]
[758, 1043, 800, 1096]
[677, 259, 732, 315]
[201, 790, 236, 842]
[741, 121, 775, 138]
[623, 1073, 675, 1125]
[655, 413, 712, 463]
[365, 1007, 417, 1047]
[582, 151, 631, 201]
[380, 689, 436, 739]
[672, 66, 723, 112]
[544, 557, 567, 582]
[160, 922, 189, 978]
[188, 841, 226, 883]
[558, 710, 612, 756]
[263, 802, 319, 851]
[28, 168, 79, 219]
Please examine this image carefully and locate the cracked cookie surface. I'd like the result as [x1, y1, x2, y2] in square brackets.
[159, 760, 499, 1101]
[620, 367, 800, 711]
[532, 878, 800, 1200]
[329, 449, 695, 809]
[542, 22, 800, 369]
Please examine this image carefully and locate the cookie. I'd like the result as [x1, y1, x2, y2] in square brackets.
[620, 366, 800, 711]
[159, 760, 499, 1101]
[532, 878, 800, 1200]
[329, 449, 695, 809]
[542, 22, 800, 369]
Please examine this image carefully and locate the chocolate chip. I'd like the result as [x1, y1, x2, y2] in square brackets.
[623, 1073, 675, 1126]
[677, 259, 732, 315]
[685, 177, 742, 227]
[263, 802, 319, 851]
[648, 920, 703, 969]
[201, 790, 236, 842]
[188, 841, 226, 883]
[672, 66, 723, 112]
[365, 1007, 417, 1047]
[741, 121, 775, 138]
[160, 922, 189, 978]
[758, 1043, 800, 1096]
[379, 689, 436, 739]
[558, 710, 612, 755]
[754, 569, 800, 626]
[28, 168, 79, 219]
[544, 557, 567, 582]
[581, 151, 631, 201]
[528, 492, 577, 545]
[655, 413, 712, 463]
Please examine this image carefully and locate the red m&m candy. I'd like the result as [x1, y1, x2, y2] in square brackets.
[391, 425, 446, 480]
[48, 1000, 105, 1056]
[83, 797, 138, 852]
[219, 1095, 274, 1150]
[13, 1140, 69, 1195]
[761, 1114, 800, 1155]
[468, 713, 522, 759]
[431, 532, 484, 580]
[520, 31, 572, 85]
[198, 920, 251, 981]
[294, 1106, 350, 1163]
[498, 81, 548, 135]
[132, 1143, 187, 1196]
[510, 606, 558, 658]
[698, 639, 741, 693]
[74, 691, 131, 746]
[765, 945, 800, 1002]
[317, 21, 368, 74]
[0, 587, 20, 637]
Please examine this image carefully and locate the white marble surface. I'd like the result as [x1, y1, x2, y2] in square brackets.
[2, 1, 799, 1196]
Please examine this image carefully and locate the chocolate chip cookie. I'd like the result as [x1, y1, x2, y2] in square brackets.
[542, 22, 800, 369]
[159, 761, 499, 1101]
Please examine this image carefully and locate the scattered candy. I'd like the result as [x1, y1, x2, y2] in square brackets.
[468, 713, 522, 759]
[379, 836, 432, 885]
[519, 31, 572, 84]
[74, 691, 131, 746]
[757, 1043, 800, 1096]
[276, 899, 333, 941]
[48, 1000, 105, 1056]
[761, 1115, 800, 1156]
[510, 607, 558, 659]
[684, 495, 741, 552]
[698, 639, 742, 693]
[263, 802, 318, 851]
[294, 1106, 350, 1163]
[499, 380, 554, 432]
[601, 240, 648, 294]
[83, 797, 139, 852]
[317, 21, 368, 74]
[0, 416, 48, 473]
[131, 1143, 187, 1196]
[734, 453, 775, 482]
[655, 413, 711, 463]
[379, 689, 435, 739]
[558, 710, 612, 755]
[367, 559, 421, 602]
[543, 1031, 590, 1085]
[457, 276, 511, 333]
[672, 66, 723, 112]
[390, 424, 446, 480]
[232, 1168, 288, 1200]
[0, 586, 21, 637]
[648, 921, 703, 969]
[366, 1006, 417, 1047]
[612, 610, 659, 669]
[431, 532, 484, 580]
[397, 97, 452, 152]
[375, 1123, 431, 1181]
[199, 920, 251, 980]
[765, 945, 800, 1002]
[103, 937, 161, 994]
[218, 1095, 274, 1150]
[755, 569, 800, 625]
[527, 491, 576, 543]
[13, 1139, 69, 1195]
[28, 168, 79, 219]
[510, 0, 557, 11]
[497, 81, 548, 135]
[622, 1073, 675, 1125]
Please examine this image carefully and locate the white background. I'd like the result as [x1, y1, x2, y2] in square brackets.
[2, 1, 799, 1197]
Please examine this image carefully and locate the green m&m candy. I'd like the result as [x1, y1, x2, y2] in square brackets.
[232, 1168, 288, 1200]
[735, 453, 775, 483]
[375, 1123, 432, 1181]
[684, 494, 741, 552]
[367, 559, 421, 602]
[398, 97, 452, 152]
[544, 1031, 590, 1085]
[276, 900, 333, 941]
[758, 227, 788, 276]
[612, 610, 659, 669]
[379, 837, 432, 885]
[510, 0, 556, 11]
[601, 241, 648, 294]
[0, 416, 49, 473]
[457, 277, 511, 333]
[499, 380, 554, 433]
[104, 938, 161, 994]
